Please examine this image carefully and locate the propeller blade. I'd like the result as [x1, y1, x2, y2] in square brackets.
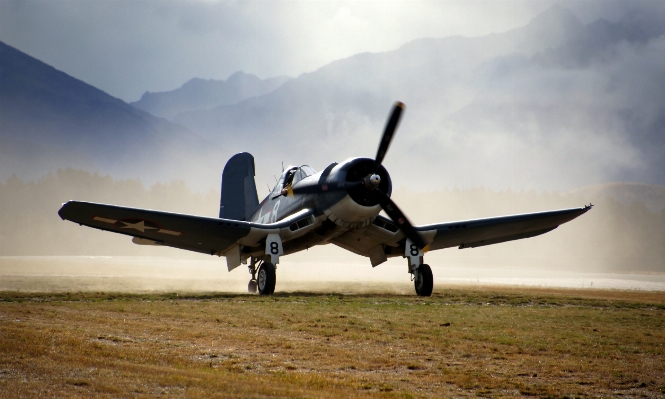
[374, 101, 404, 173]
[375, 190, 426, 249]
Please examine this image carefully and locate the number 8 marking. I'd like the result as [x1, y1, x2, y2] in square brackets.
[410, 244, 419, 257]
[270, 242, 279, 255]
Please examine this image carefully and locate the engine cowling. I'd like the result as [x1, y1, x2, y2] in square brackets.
[322, 157, 392, 227]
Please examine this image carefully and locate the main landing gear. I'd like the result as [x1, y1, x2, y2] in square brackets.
[413, 264, 433, 296]
[257, 262, 276, 295]
[247, 259, 276, 295]
[248, 234, 282, 295]
[406, 238, 433, 296]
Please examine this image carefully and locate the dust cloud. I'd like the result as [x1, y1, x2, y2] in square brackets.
[2, 254, 664, 294]
[1, 170, 664, 293]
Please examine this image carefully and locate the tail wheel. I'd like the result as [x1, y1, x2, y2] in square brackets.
[414, 264, 433, 297]
[257, 262, 276, 295]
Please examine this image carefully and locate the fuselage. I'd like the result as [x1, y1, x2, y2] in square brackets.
[249, 157, 391, 224]
[246, 157, 393, 255]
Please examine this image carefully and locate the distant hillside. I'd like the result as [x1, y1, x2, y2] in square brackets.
[173, 6, 594, 146]
[172, 5, 665, 192]
[3, 4, 664, 194]
[131, 72, 289, 120]
[0, 40, 227, 188]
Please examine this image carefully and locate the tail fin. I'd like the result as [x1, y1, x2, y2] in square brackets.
[219, 152, 259, 220]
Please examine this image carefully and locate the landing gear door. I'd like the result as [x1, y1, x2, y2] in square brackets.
[405, 238, 424, 268]
[265, 233, 284, 264]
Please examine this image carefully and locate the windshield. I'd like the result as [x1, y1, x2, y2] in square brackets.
[300, 165, 316, 176]
[271, 166, 317, 194]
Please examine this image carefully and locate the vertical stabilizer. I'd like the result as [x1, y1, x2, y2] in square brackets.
[220, 152, 259, 220]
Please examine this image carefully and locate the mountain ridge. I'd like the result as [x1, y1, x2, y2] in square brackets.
[2, 4, 664, 193]
[169, 5, 665, 191]
[131, 71, 290, 120]
[0, 40, 226, 189]
[173, 5, 595, 140]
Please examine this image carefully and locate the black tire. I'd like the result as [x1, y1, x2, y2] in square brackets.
[257, 262, 276, 295]
[414, 264, 433, 296]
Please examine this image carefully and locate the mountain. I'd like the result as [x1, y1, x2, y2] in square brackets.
[172, 5, 665, 192]
[0, 40, 226, 188]
[175, 7, 586, 137]
[131, 71, 290, 120]
[173, 6, 590, 144]
[3, 5, 663, 193]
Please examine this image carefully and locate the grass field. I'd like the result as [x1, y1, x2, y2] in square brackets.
[1, 288, 664, 398]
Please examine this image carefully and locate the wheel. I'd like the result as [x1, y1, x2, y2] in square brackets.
[247, 280, 257, 294]
[257, 262, 276, 295]
[414, 264, 433, 296]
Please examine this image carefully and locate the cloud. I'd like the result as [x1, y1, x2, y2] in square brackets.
[400, 29, 665, 191]
[3, 1, 664, 191]
[0, 0, 555, 101]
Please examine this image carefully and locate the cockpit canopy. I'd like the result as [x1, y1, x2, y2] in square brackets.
[272, 165, 316, 194]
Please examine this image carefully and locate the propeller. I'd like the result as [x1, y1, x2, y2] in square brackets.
[374, 101, 403, 174]
[375, 190, 426, 249]
[292, 101, 426, 249]
[368, 101, 425, 248]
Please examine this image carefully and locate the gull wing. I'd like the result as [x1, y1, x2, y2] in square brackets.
[58, 201, 253, 256]
[330, 206, 591, 266]
[418, 206, 592, 250]
[58, 201, 316, 260]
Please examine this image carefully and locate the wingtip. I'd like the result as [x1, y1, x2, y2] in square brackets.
[57, 200, 77, 220]
[58, 201, 69, 220]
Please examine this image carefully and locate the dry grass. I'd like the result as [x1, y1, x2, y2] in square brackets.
[1, 287, 664, 398]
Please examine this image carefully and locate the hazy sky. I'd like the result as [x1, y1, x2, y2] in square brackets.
[0, 0, 641, 102]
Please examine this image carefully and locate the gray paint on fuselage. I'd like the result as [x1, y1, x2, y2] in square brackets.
[249, 188, 304, 224]
[249, 158, 388, 226]
[243, 157, 396, 258]
[249, 162, 342, 224]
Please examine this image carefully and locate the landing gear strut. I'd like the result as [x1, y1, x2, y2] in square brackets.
[406, 238, 433, 296]
[247, 260, 258, 293]
[247, 234, 283, 295]
[248, 257, 276, 295]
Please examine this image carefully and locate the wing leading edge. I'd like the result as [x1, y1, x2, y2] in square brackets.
[329, 206, 591, 264]
[58, 201, 316, 258]
[418, 206, 593, 251]
[59, 200, 591, 268]
[58, 201, 253, 256]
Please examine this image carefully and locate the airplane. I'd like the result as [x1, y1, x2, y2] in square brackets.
[58, 102, 592, 296]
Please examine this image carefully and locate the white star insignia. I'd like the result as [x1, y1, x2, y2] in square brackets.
[120, 220, 157, 233]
